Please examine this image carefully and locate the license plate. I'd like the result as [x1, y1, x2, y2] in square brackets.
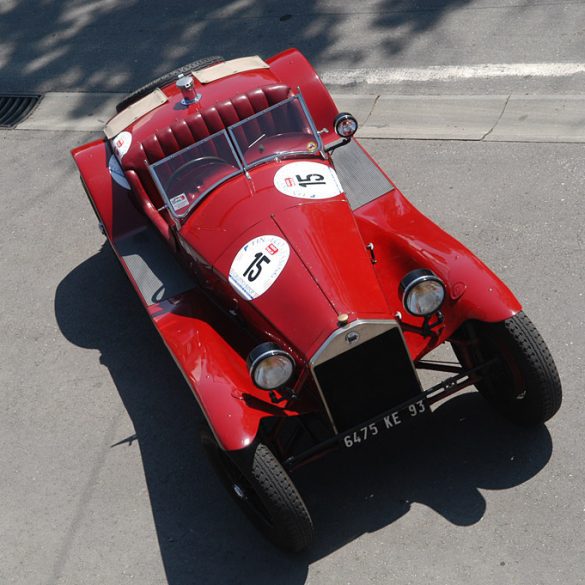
[341, 398, 428, 448]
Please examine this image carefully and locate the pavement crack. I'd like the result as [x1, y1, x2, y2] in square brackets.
[481, 94, 511, 140]
[363, 94, 381, 126]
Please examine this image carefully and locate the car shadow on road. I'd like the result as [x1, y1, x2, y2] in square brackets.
[298, 392, 553, 560]
[55, 244, 553, 585]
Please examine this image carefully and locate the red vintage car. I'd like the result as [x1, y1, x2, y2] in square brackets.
[72, 50, 561, 552]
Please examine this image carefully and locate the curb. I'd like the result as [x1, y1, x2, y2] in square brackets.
[12, 91, 585, 143]
[333, 94, 585, 143]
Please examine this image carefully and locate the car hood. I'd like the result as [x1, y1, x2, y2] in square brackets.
[180, 159, 390, 356]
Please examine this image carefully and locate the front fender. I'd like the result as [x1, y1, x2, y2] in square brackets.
[150, 292, 283, 451]
[354, 191, 522, 355]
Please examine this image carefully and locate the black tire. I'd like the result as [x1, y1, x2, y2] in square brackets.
[451, 311, 562, 425]
[115, 56, 224, 113]
[200, 425, 313, 552]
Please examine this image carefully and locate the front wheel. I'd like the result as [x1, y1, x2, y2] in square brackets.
[452, 311, 562, 425]
[200, 426, 313, 552]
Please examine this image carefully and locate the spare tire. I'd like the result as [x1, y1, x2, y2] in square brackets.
[115, 56, 224, 113]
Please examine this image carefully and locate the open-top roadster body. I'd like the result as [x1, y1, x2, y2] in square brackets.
[72, 50, 561, 551]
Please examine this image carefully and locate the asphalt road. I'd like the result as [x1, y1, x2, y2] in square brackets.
[1, 1, 584, 584]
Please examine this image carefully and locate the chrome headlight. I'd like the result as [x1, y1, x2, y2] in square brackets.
[400, 269, 446, 317]
[247, 342, 295, 390]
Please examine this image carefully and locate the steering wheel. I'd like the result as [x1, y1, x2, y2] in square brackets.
[166, 156, 235, 196]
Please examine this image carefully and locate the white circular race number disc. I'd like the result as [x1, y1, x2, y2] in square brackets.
[273, 161, 343, 199]
[229, 235, 290, 300]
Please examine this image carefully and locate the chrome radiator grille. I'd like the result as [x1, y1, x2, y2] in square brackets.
[311, 321, 422, 433]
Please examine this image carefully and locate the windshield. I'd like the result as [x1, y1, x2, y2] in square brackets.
[148, 95, 322, 219]
[229, 96, 321, 167]
[149, 131, 241, 218]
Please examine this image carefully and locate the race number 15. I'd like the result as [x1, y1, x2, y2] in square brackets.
[295, 173, 326, 187]
[242, 253, 271, 282]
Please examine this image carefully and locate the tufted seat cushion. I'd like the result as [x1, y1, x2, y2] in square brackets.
[121, 84, 292, 207]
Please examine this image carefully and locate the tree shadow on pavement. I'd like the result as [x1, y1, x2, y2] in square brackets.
[2, 0, 473, 115]
[55, 244, 553, 585]
[0, 0, 342, 96]
[374, 0, 474, 56]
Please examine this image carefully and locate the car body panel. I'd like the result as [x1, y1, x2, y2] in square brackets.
[273, 200, 391, 320]
[354, 188, 522, 359]
[178, 159, 346, 265]
[213, 215, 340, 355]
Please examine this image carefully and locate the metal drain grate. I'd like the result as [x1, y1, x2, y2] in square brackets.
[0, 95, 41, 127]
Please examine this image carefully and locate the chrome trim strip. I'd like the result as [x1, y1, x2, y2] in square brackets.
[309, 319, 423, 434]
[297, 91, 326, 159]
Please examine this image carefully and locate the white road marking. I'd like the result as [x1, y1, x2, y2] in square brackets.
[322, 63, 585, 85]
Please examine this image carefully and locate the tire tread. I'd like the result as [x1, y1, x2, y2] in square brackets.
[451, 311, 562, 425]
[200, 426, 313, 552]
[251, 444, 313, 552]
[502, 311, 562, 422]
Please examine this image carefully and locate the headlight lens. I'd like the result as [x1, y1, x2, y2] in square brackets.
[247, 343, 295, 390]
[400, 269, 446, 316]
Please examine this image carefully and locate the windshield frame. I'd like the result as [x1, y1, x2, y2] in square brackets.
[148, 93, 323, 221]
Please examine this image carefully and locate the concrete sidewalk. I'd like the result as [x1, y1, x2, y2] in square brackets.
[15, 92, 585, 143]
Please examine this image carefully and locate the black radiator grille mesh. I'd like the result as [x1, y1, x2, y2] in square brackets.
[314, 327, 421, 432]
